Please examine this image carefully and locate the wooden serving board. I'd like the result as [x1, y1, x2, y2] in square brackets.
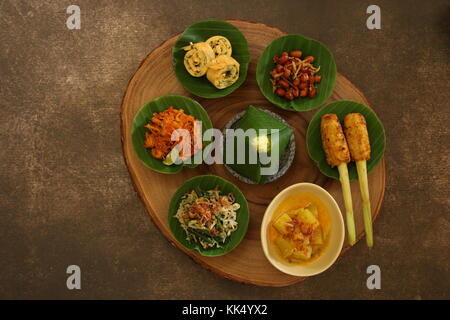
[121, 20, 386, 287]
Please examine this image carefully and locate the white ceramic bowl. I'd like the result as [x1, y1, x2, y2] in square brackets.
[261, 183, 345, 277]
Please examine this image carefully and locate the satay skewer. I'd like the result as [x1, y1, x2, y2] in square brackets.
[321, 114, 356, 246]
[344, 113, 373, 247]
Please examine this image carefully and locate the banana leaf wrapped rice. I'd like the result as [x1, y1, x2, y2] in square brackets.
[224, 106, 294, 184]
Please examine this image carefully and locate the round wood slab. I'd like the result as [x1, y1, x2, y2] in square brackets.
[120, 20, 386, 287]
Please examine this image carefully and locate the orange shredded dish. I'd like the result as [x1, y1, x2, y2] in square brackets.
[144, 106, 202, 161]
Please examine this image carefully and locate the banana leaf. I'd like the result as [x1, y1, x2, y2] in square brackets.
[168, 175, 249, 256]
[225, 106, 294, 184]
[173, 20, 250, 98]
[256, 34, 337, 112]
[131, 95, 212, 174]
[306, 100, 386, 181]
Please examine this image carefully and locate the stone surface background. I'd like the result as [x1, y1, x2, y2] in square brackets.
[0, 0, 448, 299]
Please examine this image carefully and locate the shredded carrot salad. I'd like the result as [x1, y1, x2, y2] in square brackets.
[144, 106, 202, 160]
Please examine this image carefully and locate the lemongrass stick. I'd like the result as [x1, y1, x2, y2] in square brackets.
[338, 163, 356, 246]
[356, 160, 373, 247]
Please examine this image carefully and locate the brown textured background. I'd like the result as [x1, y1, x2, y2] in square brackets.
[0, 0, 449, 299]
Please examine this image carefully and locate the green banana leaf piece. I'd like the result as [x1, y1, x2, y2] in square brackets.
[306, 100, 386, 181]
[131, 94, 212, 174]
[168, 175, 249, 256]
[256, 34, 337, 112]
[225, 106, 293, 184]
[173, 20, 250, 98]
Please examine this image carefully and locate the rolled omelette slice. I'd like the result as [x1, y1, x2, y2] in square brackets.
[206, 56, 240, 89]
[183, 42, 215, 77]
[206, 35, 232, 57]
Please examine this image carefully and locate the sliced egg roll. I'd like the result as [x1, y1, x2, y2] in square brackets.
[206, 35, 232, 57]
[206, 56, 240, 89]
[182, 42, 215, 77]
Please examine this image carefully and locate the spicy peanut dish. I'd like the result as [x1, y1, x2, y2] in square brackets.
[174, 188, 240, 249]
[270, 50, 321, 100]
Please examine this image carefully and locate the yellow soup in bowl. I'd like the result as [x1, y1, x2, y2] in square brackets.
[261, 182, 344, 277]
[269, 192, 331, 265]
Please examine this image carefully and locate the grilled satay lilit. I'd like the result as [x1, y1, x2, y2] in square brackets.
[344, 113, 370, 161]
[320, 114, 351, 167]
[321, 114, 356, 246]
[344, 113, 373, 247]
